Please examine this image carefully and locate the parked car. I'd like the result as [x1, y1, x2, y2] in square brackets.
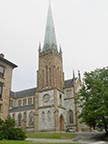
[66, 128, 75, 133]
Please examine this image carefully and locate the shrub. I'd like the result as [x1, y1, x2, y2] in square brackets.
[0, 117, 26, 140]
[0, 130, 5, 140]
[6, 128, 26, 140]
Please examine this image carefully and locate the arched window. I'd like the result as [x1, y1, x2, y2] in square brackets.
[29, 111, 34, 127]
[53, 66, 56, 86]
[59, 94, 62, 106]
[60, 114, 64, 131]
[57, 67, 59, 86]
[18, 113, 22, 127]
[42, 111, 45, 121]
[49, 67, 51, 86]
[68, 110, 74, 124]
[42, 69, 44, 88]
[23, 112, 26, 122]
[47, 111, 51, 121]
[46, 66, 48, 86]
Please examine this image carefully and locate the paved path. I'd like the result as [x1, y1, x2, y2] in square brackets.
[26, 138, 73, 143]
[26, 132, 108, 144]
[72, 132, 107, 144]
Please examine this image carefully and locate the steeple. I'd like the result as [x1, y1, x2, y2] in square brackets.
[42, 2, 58, 52]
[37, 2, 64, 91]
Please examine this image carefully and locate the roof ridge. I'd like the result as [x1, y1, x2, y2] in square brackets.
[12, 87, 36, 93]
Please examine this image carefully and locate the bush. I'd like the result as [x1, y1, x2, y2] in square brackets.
[0, 117, 26, 140]
[0, 130, 5, 140]
[6, 128, 26, 140]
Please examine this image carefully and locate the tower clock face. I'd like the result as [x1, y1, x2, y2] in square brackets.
[43, 94, 50, 102]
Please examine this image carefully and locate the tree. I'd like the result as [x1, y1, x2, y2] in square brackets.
[77, 67, 108, 134]
[4, 116, 16, 129]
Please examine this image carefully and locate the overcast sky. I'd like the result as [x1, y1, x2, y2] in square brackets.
[0, 0, 108, 91]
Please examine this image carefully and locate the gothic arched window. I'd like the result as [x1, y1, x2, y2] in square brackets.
[42, 69, 44, 88]
[46, 66, 48, 86]
[59, 94, 62, 106]
[47, 110, 51, 121]
[57, 67, 59, 86]
[23, 111, 26, 122]
[18, 113, 22, 127]
[42, 111, 45, 121]
[49, 67, 51, 86]
[29, 111, 34, 127]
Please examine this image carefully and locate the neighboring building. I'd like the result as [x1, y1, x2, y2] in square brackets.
[9, 4, 82, 131]
[0, 53, 17, 120]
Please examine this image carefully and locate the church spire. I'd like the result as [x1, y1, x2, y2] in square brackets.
[42, 2, 58, 52]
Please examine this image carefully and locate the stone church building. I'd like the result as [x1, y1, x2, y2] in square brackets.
[8, 4, 82, 132]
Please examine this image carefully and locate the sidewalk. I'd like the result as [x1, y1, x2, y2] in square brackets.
[26, 138, 74, 143]
[26, 138, 106, 144]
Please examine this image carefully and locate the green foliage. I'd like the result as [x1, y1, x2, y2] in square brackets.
[0, 117, 26, 140]
[5, 128, 26, 140]
[77, 67, 108, 134]
[4, 116, 16, 129]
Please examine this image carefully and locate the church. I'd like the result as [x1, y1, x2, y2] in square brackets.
[8, 4, 82, 132]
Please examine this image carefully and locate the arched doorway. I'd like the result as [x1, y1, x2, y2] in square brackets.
[60, 114, 64, 131]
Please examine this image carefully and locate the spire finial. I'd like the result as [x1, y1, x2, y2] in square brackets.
[73, 69, 75, 80]
[78, 70, 81, 81]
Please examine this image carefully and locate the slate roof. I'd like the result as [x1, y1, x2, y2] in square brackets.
[9, 79, 74, 112]
[11, 87, 36, 99]
[9, 104, 34, 112]
[10, 79, 74, 99]
[10, 91, 15, 97]
[64, 79, 74, 88]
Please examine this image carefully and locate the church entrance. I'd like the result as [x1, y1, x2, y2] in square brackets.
[60, 114, 64, 131]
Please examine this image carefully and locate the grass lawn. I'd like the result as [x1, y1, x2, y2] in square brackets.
[0, 132, 78, 144]
[26, 132, 76, 139]
[0, 140, 79, 144]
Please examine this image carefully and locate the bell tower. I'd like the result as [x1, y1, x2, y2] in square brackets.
[36, 3, 65, 132]
[37, 4, 64, 91]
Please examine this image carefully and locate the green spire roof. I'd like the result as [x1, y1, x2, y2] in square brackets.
[42, 3, 58, 52]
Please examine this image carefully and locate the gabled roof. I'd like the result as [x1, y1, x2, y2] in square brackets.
[0, 56, 17, 68]
[11, 87, 36, 99]
[42, 3, 58, 52]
